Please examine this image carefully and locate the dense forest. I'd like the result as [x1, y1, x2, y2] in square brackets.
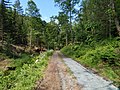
[0, 0, 120, 51]
[0, 0, 120, 52]
[0, 0, 120, 89]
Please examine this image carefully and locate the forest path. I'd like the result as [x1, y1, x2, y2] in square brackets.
[35, 51, 81, 90]
[35, 51, 118, 90]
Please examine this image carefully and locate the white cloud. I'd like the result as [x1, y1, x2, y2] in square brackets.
[41, 16, 50, 22]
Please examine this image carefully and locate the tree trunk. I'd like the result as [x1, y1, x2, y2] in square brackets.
[0, 1, 4, 44]
[29, 27, 32, 52]
[112, 0, 120, 36]
[115, 17, 120, 36]
[69, 1, 73, 44]
[0, 18, 3, 44]
[66, 32, 68, 46]
[70, 10, 73, 43]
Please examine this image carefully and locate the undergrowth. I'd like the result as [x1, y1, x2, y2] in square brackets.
[0, 50, 53, 90]
[61, 38, 120, 86]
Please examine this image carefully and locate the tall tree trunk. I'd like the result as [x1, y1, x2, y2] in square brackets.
[70, 8, 73, 44]
[109, 19, 112, 39]
[0, 1, 4, 44]
[115, 17, 120, 36]
[108, 0, 112, 39]
[0, 17, 3, 44]
[69, 1, 73, 44]
[29, 27, 32, 52]
[66, 32, 68, 46]
[112, 0, 120, 36]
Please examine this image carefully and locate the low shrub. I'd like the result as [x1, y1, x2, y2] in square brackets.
[0, 50, 53, 90]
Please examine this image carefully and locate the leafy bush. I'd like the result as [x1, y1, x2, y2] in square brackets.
[0, 50, 53, 90]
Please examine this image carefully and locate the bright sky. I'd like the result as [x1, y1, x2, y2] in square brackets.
[10, 0, 60, 22]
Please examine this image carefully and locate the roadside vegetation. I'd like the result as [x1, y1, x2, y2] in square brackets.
[61, 38, 120, 86]
[0, 0, 120, 89]
[0, 50, 53, 90]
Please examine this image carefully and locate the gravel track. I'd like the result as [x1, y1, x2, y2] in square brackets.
[61, 53, 119, 90]
[35, 51, 119, 90]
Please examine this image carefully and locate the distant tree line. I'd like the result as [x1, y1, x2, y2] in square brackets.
[0, 0, 60, 55]
[54, 0, 120, 45]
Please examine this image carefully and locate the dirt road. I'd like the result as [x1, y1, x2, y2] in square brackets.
[35, 51, 81, 90]
[35, 51, 118, 90]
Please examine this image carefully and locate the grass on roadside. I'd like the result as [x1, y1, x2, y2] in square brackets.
[61, 38, 120, 87]
[0, 50, 53, 90]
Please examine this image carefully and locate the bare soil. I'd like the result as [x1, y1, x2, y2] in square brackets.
[35, 52, 81, 90]
[0, 59, 10, 70]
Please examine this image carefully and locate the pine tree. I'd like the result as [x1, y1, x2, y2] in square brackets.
[12, 0, 24, 44]
[54, 0, 80, 43]
[25, 0, 41, 52]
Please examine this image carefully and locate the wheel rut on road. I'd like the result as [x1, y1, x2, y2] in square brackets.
[35, 51, 119, 90]
[35, 51, 81, 90]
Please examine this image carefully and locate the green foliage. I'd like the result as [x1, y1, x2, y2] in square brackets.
[0, 50, 53, 90]
[12, 54, 33, 67]
[26, 0, 40, 17]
